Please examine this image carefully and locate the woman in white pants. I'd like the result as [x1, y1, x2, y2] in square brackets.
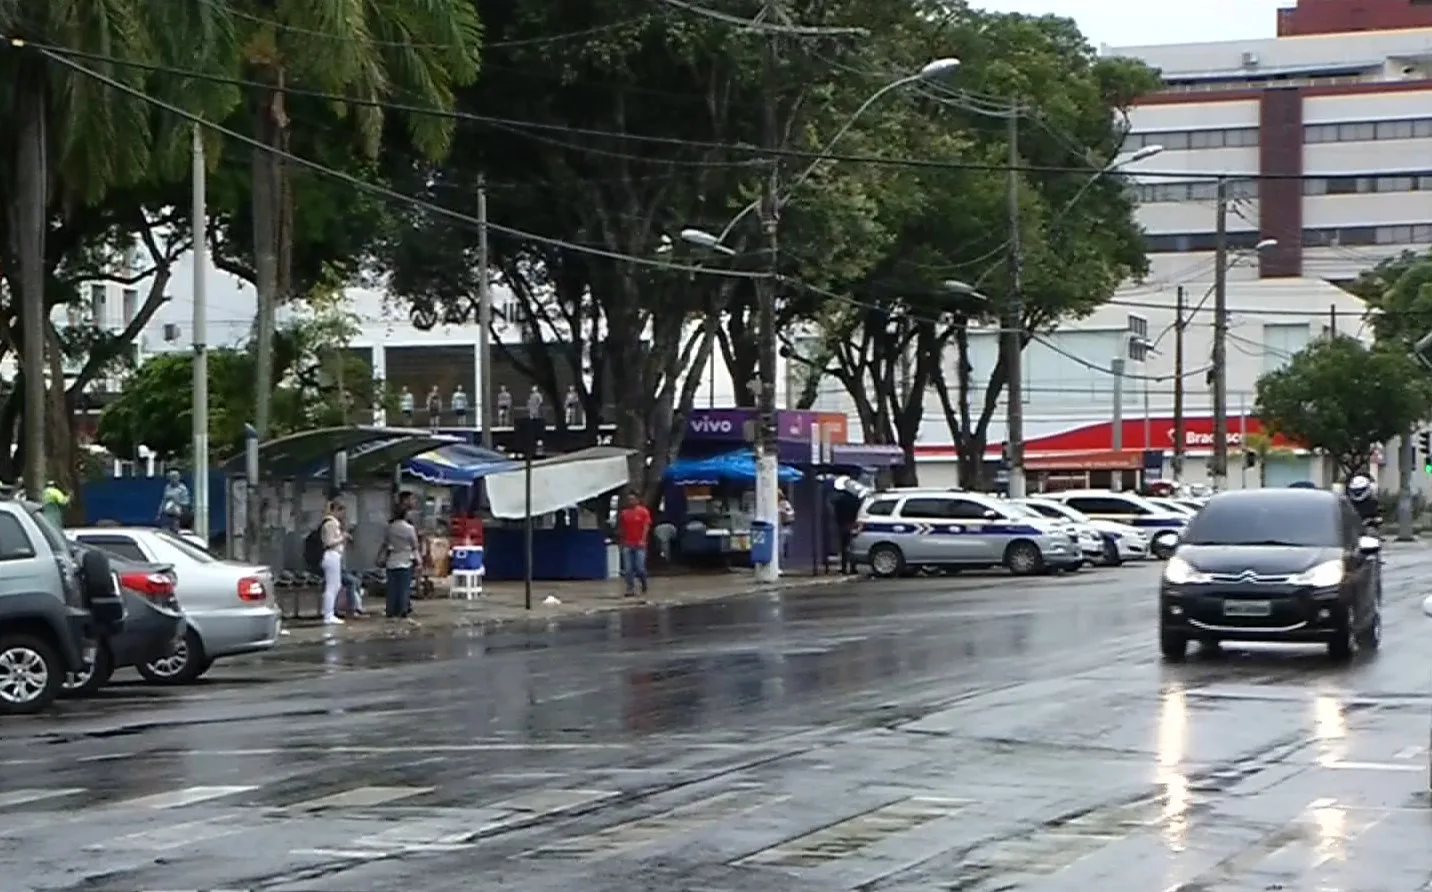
[319, 501, 347, 625]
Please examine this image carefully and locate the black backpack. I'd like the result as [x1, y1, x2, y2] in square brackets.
[303, 521, 326, 571]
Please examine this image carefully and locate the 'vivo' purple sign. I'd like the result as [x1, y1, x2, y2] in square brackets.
[685, 408, 750, 439]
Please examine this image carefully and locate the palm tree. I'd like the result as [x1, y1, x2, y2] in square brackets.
[225, 1, 482, 438]
[0, 2, 239, 494]
[1244, 431, 1294, 487]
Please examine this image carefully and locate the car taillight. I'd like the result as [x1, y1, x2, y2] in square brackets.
[237, 576, 266, 601]
[119, 570, 175, 600]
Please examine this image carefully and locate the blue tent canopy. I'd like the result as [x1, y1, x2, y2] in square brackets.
[402, 443, 521, 486]
[665, 449, 803, 486]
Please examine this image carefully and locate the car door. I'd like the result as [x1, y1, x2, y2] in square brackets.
[946, 498, 1002, 561]
[895, 497, 962, 564]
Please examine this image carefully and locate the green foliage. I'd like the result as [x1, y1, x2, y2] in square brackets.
[1347, 248, 1432, 349]
[1255, 336, 1432, 476]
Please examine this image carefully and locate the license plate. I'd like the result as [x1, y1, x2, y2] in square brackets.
[1223, 600, 1272, 617]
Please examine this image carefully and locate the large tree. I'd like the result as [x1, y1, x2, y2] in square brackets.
[1255, 335, 1431, 478]
[0, 1, 239, 493]
[224, 0, 482, 438]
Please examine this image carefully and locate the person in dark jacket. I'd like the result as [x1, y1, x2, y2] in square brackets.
[833, 490, 861, 574]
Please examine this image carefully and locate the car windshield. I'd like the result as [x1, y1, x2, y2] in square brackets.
[1180, 497, 1339, 547]
[1002, 503, 1044, 519]
[156, 530, 218, 563]
[1030, 501, 1085, 522]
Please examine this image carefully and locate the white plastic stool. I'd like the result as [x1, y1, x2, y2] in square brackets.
[450, 569, 484, 600]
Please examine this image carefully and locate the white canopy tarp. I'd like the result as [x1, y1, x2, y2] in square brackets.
[485, 446, 635, 519]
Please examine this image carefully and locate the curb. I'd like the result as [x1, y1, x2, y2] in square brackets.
[277, 575, 856, 648]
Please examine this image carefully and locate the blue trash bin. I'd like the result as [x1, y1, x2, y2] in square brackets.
[750, 520, 774, 565]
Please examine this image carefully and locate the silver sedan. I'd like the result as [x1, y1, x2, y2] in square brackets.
[67, 527, 282, 684]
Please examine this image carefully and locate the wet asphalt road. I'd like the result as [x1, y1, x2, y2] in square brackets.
[6, 549, 1432, 891]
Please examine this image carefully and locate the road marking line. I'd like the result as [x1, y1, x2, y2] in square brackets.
[526, 788, 787, 859]
[288, 785, 435, 811]
[737, 796, 972, 867]
[89, 817, 245, 851]
[111, 785, 256, 809]
[138, 743, 741, 757]
[1321, 760, 1424, 772]
[1395, 746, 1424, 760]
[0, 788, 84, 807]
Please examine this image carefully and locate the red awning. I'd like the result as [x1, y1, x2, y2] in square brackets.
[1023, 449, 1145, 471]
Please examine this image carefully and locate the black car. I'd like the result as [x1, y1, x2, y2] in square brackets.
[61, 547, 184, 696]
[1159, 488, 1381, 661]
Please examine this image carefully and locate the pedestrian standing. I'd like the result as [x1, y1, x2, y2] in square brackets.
[378, 505, 421, 618]
[617, 492, 651, 597]
[157, 470, 190, 532]
[318, 501, 347, 625]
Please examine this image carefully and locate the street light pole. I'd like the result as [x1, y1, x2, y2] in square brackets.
[1004, 107, 1026, 498]
[754, 0, 781, 583]
[191, 124, 210, 540]
[1211, 177, 1230, 491]
[477, 177, 493, 449]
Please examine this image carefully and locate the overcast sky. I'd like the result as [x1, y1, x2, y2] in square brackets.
[975, 0, 1286, 48]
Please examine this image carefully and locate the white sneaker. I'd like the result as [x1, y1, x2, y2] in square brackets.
[323, 616, 345, 626]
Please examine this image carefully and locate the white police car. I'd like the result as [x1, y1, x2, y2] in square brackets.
[850, 489, 1080, 577]
[1046, 490, 1186, 559]
[1018, 497, 1149, 565]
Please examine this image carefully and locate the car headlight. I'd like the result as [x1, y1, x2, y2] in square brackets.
[1287, 560, 1343, 588]
[1163, 556, 1210, 585]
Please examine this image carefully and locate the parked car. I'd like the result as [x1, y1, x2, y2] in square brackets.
[1046, 490, 1187, 559]
[67, 527, 281, 684]
[1145, 496, 1199, 519]
[0, 498, 122, 714]
[1017, 498, 1149, 566]
[60, 549, 184, 696]
[1161, 488, 1381, 661]
[850, 488, 1080, 577]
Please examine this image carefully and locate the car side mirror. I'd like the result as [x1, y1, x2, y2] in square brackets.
[1423, 594, 1432, 618]
[1357, 536, 1381, 556]
[983, 509, 1000, 520]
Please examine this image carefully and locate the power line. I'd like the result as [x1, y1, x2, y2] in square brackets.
[24, 43, 770, 282]
[21, 40, 1432, 183]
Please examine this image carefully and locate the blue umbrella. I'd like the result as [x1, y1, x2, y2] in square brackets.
[403, 443, 520, 485]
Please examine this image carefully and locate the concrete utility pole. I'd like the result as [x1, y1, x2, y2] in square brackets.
[477, 178, 493, 449]
[1172, 285, 1186, 481]
[1211, 177, 1230, 490]
[1110, 357, 1124, 492]
[1004, 108, 1026, 498]
[191, 124, 210, 539]
[753, 0, 782, 582]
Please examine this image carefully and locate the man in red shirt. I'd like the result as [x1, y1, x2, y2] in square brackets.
[617, 492, 652, 596]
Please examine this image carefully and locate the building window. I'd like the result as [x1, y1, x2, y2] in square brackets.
[1143, 230, 1265, 252]
[1304, 175, 1425, 195]
[1305, 116, 1432, 143]
[88, 284, 105, 325]
[1263, 323, 1309, 374]
[1127, 315, 1149, 360]
[1124, 127, 1259, 152]
[121, 288, 138, 327]
[1133, 178, 1255, 203]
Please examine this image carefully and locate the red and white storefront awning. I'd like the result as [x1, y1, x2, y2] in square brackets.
[913, 415, 1300, 461]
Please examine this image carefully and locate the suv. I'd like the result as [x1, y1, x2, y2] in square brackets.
[0, 499, 124, 714]
[850, 489, 1079, 577]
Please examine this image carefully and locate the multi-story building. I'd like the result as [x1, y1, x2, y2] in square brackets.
[820, 0, 1431, 490]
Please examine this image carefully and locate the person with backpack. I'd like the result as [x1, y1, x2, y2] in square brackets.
[305, 500, 348, 626]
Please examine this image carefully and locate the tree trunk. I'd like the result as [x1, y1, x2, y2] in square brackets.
[9, 81, 48, 496]
[251, 87, 287, 439]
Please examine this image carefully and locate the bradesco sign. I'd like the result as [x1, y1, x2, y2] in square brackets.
[686, 409, 750, 439]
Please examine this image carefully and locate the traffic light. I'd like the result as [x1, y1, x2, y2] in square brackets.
[1420, 430, 1432, 472]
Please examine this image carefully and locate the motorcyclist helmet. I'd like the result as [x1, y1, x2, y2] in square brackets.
[1346, 474, 1373, 500]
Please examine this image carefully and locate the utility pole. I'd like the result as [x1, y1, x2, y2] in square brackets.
[1211, 177, 1230, 490]
[753, 0, 781, 582]
[1110, 357, 1124, 492]
[1004, 107, 1026, 498]
[1329, 303, 1337, 336]
[1172, 285, 1186, 481]
[191, 124, 210, 540]
[477, 178, 493, 449]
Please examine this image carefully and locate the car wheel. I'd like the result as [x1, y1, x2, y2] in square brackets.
[60, 641, 112, 698]
[1160, 628, 1188, 661]
[1151, 534, 1178, 560]
[1328, 607, 1355, 661]
[868, 544, 905, 579]
[1004, 541, 1044, 576]
[1355, 607, 1381, 651]
[138, 627, 208, 685]
[1101, 538, 1123, 567]
[0, 633, 64, 715]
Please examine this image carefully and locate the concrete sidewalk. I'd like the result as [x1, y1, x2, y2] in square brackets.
[281, 570, 853, 645]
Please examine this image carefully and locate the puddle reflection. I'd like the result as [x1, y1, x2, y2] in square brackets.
[1309, 797, 1347, 868]
[1313, 694, 1348, 766]
[1156, 685, 1189, 853]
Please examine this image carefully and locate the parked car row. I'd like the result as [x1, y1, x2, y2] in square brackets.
[849, 487, 1202, 578]
[0, 495, 282, 715]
